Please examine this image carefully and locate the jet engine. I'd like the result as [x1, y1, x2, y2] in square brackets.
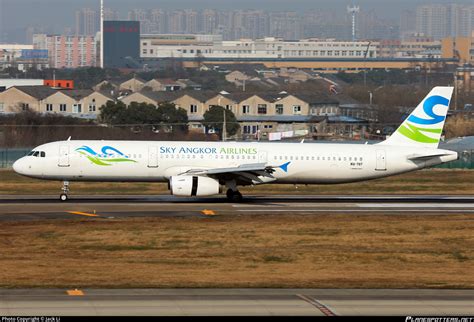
[170, 176, 220, 197]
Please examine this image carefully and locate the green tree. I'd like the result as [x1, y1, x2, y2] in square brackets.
[99, 101, 188, 133]
[99, 101, 128, 125]
[202, 105, 239, 138]
[157, 102, 188, 133]
[127, 102, 162, 125]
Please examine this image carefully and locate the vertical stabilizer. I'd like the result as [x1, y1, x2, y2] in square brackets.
[381, 86, 453, 148]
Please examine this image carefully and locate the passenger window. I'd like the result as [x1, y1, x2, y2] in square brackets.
[40, 152, 46, 158]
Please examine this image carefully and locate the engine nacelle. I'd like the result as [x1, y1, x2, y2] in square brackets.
[170, 176, 220, 197]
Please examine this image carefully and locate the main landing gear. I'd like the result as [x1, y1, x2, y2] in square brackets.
[60, 181, 69, 202]
[226, 189, 243, 203]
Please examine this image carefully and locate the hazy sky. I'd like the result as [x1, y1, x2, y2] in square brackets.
[1, 0, 473, 42]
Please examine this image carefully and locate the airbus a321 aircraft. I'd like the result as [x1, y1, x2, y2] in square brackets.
[13, 86, 458, 202]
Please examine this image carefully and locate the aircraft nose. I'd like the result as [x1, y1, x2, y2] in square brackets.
[12, 157, 26, 175]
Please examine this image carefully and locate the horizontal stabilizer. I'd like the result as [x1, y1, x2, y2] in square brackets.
[407, 153, 452, 161]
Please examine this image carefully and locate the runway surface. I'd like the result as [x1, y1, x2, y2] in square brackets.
[0, 289, 473, 316]
[0, 194, 473, 221]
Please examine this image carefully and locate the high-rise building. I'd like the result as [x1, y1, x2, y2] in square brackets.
[150, 9, 168, 34]
[400, 10, 416, 40]
[416, 4, 474, 39]
[33, 34, 97, 68]
[202, 9, 218, 34]
[104, 8, 120, 21]
[75, 8, 99, 36]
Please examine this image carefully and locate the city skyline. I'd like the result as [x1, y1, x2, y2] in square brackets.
[1, 0, 474, 43]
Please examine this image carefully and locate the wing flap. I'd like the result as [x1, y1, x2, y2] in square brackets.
[179, 162, 278, 185]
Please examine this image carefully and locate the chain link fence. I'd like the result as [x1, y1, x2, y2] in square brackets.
[0, 148, 32, 168]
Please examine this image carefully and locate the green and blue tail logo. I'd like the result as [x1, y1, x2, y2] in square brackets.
[76, 146, 137, 166]
[382, 87, 453, 148]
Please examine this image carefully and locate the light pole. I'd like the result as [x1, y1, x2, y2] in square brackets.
[222, 108, 226, 142]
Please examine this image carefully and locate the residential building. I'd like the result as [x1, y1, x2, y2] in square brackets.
[0, 79, 44, 92]
[33, 34, 98, 68]
[0, 44, 49, 70]
[225, 71, 251, 86]
[442, 34, 474, 64]
[119, 77, 146, 92]
[143, 79, 182, 92]
[117, 89, 366, 139]
[0, 86, 113, 116]
[0, 86, 56, 113]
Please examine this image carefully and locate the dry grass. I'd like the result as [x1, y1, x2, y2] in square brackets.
[0, 214, 473, 288]
[1, 169, 473, 195]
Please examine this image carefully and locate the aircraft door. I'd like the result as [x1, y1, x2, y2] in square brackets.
[58, 145, 70, 167]
[376, 149, 387, 171]
[148, 146, 159, 168]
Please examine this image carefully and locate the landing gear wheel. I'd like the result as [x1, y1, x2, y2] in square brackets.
[226, 189, 234, 199]
[60, 180, 70, 202]
[226, 189, 243, 203]
[232, 191, 243, 203]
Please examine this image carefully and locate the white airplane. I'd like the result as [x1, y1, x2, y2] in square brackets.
[13, 86, 458, 202]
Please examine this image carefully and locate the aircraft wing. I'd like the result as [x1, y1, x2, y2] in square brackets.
[179, 163, 280, 185]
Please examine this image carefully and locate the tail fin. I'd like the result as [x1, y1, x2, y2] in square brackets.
[381, 86, 453, 148]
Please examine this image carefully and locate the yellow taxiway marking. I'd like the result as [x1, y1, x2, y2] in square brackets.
[201, 209, 217, 216]
[67, 289, 84, 296]
[68, 211, 99, 217]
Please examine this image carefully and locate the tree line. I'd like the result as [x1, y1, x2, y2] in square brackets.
[99, 101, 240, 137]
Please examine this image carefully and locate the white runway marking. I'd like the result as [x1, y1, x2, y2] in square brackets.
[357, 203, 474, 208]
[237, 209, 474, 213]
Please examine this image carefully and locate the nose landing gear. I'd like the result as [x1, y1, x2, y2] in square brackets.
[60, 181, 69, 202]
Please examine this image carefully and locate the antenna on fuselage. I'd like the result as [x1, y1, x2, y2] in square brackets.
[67, 136, 71, 141]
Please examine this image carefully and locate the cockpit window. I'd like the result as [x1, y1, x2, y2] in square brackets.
[28, 150, 46, 157]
